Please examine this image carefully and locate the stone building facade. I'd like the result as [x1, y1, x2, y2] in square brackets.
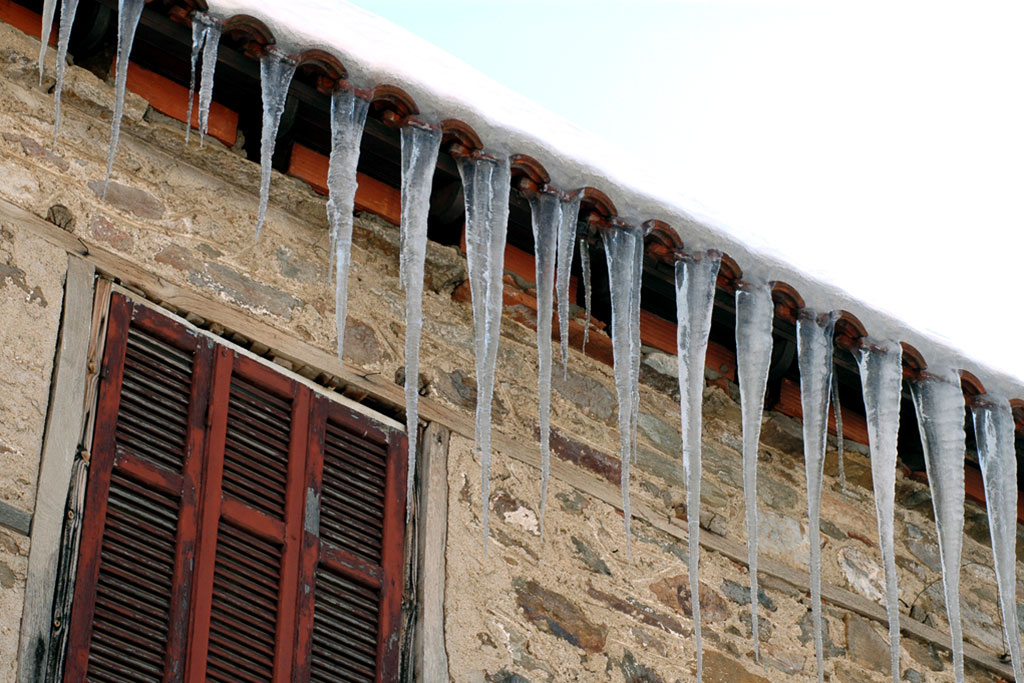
[0, 14, 1018, 683]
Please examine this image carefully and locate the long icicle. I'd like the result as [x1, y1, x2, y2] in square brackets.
[855, 340, 903, 682]
[529, 192, 560, 533]
[579, 236, 592, 354]
[197, 19, 221, 147]
[184, 18, 204, 146]
[675, 250, 721, 682]
[832, 372, 847, 495]
[326, 88, 369, 368]
[39, 0, 57, 85]
[554, 193, 582, 374]
[255, 47, 297, 241]
[734, 279, 774, 663]
[910, 368, 966, 683]
[458, 155, 511, 551]
[796, 309, 837, 683]
[52, 0, 81, 142]
[102, 0, 145, 196]
[629, 229, 643, 465]
[971, 396, 1022, 681]
[602, 226, 643, 556]
[399, 122, 441, 522]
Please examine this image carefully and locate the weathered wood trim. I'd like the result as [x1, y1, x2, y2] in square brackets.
[16, 255, 94, 683]
[2, 195, 1013, 680]
[0, 500, 30, 535]
[414, 423, 451, 682]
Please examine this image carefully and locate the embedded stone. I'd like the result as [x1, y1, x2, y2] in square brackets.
[0, 561, 15, 588]
[763, 651, 805, 675]
[637, 412, 680, 455]
[797, 610, 845, 658]
[513, 578, 606, 653]
[570, 536, 610, 576]
[616, 650, 665, 683]
[88, 180, 165, 219]
[89, 214, 133, 251]
[738, 610, 772, 641]
[46, 204, 75, 231]
[758, 509, 809, 569]
[493, 493, 540, 536]
[586, 585, 686, 636]
[845, 615, 890, 674]
[903, 638, 943, 672]
[720, 579, 776, 612]
[551, 367, 616, 424]
[702, 650, 771, 683]
[3, 133, 69, 172]
[837, 545, 885, 602]
[903, 669, 925, 683]
[649, 575, 729, 622]
[486, 669, 529, 683]
[904, 523, 942, 574]
[760, 475, 798, 512]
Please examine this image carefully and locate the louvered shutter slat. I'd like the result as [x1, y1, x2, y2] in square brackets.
[205, 519, 281, 681]
[86, 470, 177, 680]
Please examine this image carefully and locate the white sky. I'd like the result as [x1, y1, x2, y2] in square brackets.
[350, 1, 1024, 385]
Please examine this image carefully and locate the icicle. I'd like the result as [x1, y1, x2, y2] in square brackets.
[102, 0, 145, 195]
[197, 20, 221, 147]
[796, 309, 837, 683]
[971, 396, 1022, 681]
[855, 340, 903, 683]
[554, 193, 582, 374]
[326, 88, 370, 368]
[602, 226, 643, 555]
[528, 191, 560, 534]
[458, 155, 511, 551]
[399, 123, 441, 523]
[39, 0, 57, 85]
[675, 251, 721, 682]
[255, 48, 297, 241]
[629, 230, 643, 465]
[832, 373, 847, 495]
[910, 368, 966, 683]
[52, 0, 80, 142]
[579, 236, 592, 354]
[183, 14, 221, 147]
[734, 280, 774, 664]
[184, 19, 203, 146]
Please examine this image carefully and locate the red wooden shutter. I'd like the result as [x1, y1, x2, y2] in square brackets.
[187, 352, 311, 682]
[65, 294, 211, 682]
[299, 401, 408, 683]
[66, 293, 409, 683]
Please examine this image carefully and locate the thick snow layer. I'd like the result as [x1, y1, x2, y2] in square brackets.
[207, 0, 1024, 399]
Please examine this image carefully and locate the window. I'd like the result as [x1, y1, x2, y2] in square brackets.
[64, 293, 407, 682]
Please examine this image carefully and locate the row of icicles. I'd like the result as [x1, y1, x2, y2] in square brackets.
[37, 5, 1022, 683]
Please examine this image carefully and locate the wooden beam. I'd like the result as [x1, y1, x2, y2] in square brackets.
[122, 60, 238, 147]
[287, 143, 402, 226]
[0, 500, 30, 535]
[414, 423, 451, 681]
[0, 195, 1012, 680]
[17, 255, 95, 683]
[0, 1, 54, 46]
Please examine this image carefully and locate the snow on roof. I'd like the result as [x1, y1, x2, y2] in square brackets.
[208, 0, 1024, 400]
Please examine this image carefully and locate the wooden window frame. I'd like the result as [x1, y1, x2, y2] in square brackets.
[63, 292, 408, 681]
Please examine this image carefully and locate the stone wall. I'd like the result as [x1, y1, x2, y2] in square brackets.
[0, 17, 1017, 682]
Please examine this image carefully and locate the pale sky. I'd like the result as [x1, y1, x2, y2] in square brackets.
[352, 1, 1024, 386]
